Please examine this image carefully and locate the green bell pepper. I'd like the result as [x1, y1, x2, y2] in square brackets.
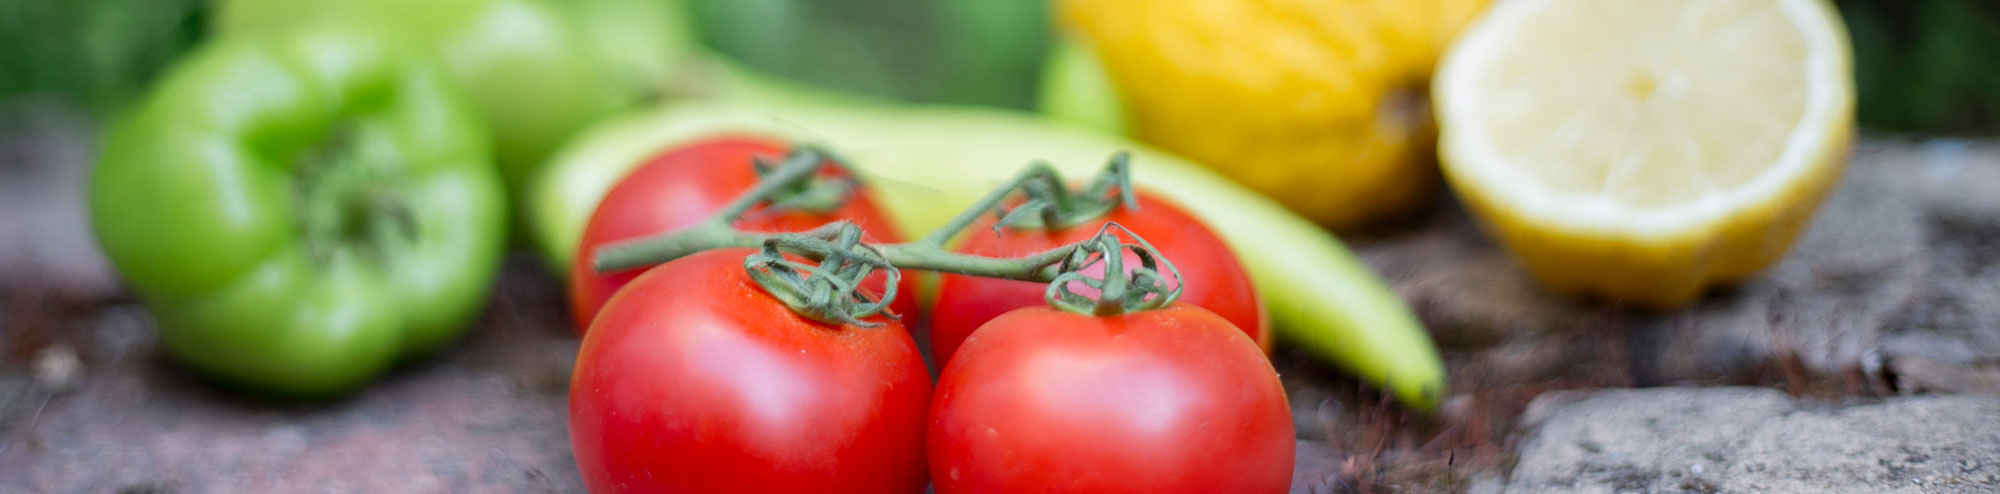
[90, 25, 506, 397]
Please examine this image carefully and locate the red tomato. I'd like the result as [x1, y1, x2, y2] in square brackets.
[928, 304, 1294, 493]
[930, 191, 1265, 364]
[569, 248, 932, 493]
[568, 136, 912, 334]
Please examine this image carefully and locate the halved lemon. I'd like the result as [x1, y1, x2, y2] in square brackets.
[1435, 0, 1855, 307]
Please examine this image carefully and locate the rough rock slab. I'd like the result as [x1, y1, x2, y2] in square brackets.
[1362, 138, 2000, 394]
[1502, 387, 2000, 494]
[0, 260, 1378, 494]
[0, 105, 117, 299]
[0, 263, 586, 494]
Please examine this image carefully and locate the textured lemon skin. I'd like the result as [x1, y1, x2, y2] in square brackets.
[1060, 0, 1487, 230]
[1444, 128, 1849, 307]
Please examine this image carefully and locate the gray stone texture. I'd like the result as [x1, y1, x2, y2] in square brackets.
[1502, 387, 2000, 494]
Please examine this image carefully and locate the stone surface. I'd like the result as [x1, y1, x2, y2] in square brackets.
[1361, 138, 2000, 395]
[1501, 387, 2000, 494]
[0, 104, 117, 300]
[0, 260, 1402, 494]
[0, 261, 586, 494]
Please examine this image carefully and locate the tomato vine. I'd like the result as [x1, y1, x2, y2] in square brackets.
[588, 146, 1182, 325]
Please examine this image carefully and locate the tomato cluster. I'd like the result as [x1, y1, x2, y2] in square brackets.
[566, 137, 1295, 493]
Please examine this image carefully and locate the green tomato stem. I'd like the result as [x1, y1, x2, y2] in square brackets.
[595, 153, 1084, 279]
[592, 218, 1075, 285]
[991, 151, 1137, 231]
[590, 148, 1181, 324]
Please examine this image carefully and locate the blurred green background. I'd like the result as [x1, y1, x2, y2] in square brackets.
[688, 0, 1049, 108]
[0, 0, 206, 113]
[1839, 0, 2000, 134]
[1, 0, 1995, 133]
[0, 0, 1051, 114]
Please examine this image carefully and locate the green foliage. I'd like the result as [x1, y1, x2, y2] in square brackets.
[1841, 0, 2000, 134]
[688, 0, 1049, 109]
[0, 0, 206, 111]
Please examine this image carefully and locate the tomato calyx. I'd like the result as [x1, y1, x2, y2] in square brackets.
[743, 225, 902, 327]
[989, 151, 1137, 231]
[1043, 223, 1184, 316]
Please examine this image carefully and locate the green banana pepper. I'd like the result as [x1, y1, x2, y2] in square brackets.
[90, 25, 506, 397]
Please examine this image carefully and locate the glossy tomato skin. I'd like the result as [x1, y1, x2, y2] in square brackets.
[930, 191, 1266, 364]
[568, 136, 912, 333]
[569, 248, 932, 493]
[928, 304, 1294, 493]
